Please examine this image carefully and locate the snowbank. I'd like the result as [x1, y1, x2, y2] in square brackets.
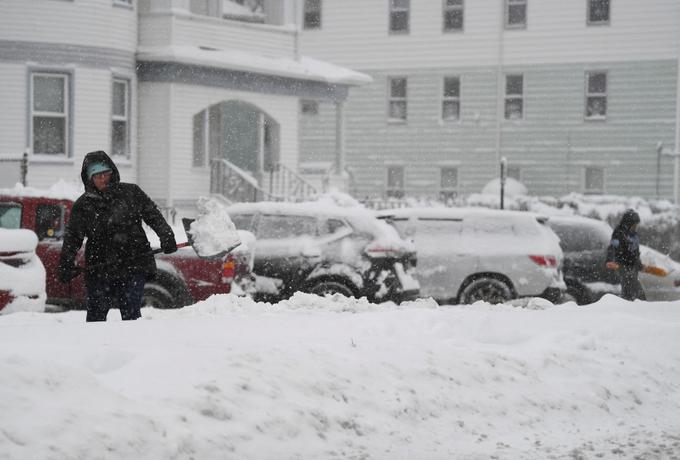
[1, 294, 679, 459]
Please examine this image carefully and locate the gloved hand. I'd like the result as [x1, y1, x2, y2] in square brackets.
[57, 264, 80, 283]
[161, 238, 177, 254]
[605, 261, 619, 271]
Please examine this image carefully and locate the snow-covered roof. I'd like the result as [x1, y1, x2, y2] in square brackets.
[136, 46, 373, 87]
[0, 181, 82, 202]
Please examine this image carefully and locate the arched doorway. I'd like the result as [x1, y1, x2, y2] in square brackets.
[194, 99, 280, 176]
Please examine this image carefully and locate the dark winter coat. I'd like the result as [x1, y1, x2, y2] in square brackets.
[606, 209, 643, 270]
[58, 150, 176, 283]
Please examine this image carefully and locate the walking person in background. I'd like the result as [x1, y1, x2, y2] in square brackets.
[57, 150, 177, 322]
[605, 209, 647, 301]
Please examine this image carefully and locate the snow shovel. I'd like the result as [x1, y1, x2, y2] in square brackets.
[642, 265, 669, 277]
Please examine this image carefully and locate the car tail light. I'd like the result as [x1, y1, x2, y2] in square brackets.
[529, 255, 558, 267]
[365, 243, 404, 259]
[222, 256, 236, 284]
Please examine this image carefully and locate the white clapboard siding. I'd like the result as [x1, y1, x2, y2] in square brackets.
[0, 0, 136, 52]
[0, 64, 26, 156]
[137, 83, 172, 203]
[300, 0, 680, 70]
[0, 65, 134, 189]
[138, 83, 299, 205]
[171, 13, 297, 57]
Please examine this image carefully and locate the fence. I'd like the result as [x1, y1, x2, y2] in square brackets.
[0, 153, 28, 188]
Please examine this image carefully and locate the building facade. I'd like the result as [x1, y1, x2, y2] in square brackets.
[298, 0, 680, 201]
[0, 0, 369, 213]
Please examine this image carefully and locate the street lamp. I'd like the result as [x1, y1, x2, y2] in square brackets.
[500, 156, 507, 210]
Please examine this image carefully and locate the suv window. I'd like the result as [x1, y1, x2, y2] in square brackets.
[549, 221, 610, 252]
[417, 218, 463, 236]
[463, 217, 514, 236]
[319, 218, 351, 236]
[231, 213, 255, 231]
[0, 202, 22, 229]
[257, 215, 318, 239]
[35, 203, 65, 240]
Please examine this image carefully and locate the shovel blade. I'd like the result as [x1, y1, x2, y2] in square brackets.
[182, 217, 240, 259]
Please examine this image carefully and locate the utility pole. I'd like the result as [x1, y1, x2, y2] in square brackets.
[500, 156, 507, 210]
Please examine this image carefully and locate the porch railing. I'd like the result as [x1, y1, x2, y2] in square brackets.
[263, 162, 318, 202]
[211, 158, 318, 203]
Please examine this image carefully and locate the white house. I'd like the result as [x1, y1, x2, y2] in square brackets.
[0, 0, 370, 214]
[297, 0, 680, 202]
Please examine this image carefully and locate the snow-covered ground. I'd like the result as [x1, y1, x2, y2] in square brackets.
[2, 293, 680, 459]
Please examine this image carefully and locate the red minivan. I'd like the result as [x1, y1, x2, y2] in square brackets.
[0, 193, 252, 310]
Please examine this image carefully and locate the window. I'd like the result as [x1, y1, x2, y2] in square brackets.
[388, 77, 407, 121]
[35, 204, 65, 240]
[192, 110, 207, 167]
[303, 0, 321, 29]
[31, 72, 69, 155]
[320, 218, 350, 236]
[300, 99, 319, 115]
[584, 166, 604, 194]
[505, 0, 527, 28]
[585, 71, 607, 120]
[504, 74, 524, 120]
[111, 78, 130, 157]
[548, 221, 610, 252]
[443, 0, 463, 32]
[442, 76, 460, 121]
[588, 0, 609, 24]
[416, 218, 463, 237]
[257, 215, 318, 239]
[230, 213, 255, 231]
[0, 203, 22, 229]
[389, 0, 409, 34]
[440, 167, 458, 201]
[386, 166, 405, 198]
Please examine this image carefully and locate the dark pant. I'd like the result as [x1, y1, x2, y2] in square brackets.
[619, 266, 645, 301]
[85, 273, 146, 322]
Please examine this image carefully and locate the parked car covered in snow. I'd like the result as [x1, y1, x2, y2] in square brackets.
[546, 215, 680, 303]
[226, 200, 420, 303]
[0, 227, 46, 314]
[0, 191, 253, 310]
[376, 207, 566, 304]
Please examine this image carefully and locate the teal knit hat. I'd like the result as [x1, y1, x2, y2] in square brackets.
[87, 162, 111, 180]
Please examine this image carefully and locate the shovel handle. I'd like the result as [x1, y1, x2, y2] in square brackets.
[76, 241, 193, 273]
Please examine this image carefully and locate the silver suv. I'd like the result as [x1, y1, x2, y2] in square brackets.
[377, 207, 566, 304]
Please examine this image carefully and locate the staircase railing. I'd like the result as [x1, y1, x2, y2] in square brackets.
[264, 163, 318, 202]
[210, 158, 277, 203]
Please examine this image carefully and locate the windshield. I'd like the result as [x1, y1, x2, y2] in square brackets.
[0, 202, 22, 229]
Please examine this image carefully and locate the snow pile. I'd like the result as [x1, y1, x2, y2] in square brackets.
[0, 229, 46, 314]
[0, 179, 82, 201]
[187, 197, 241, 257]
[1, 294, 680, 458]
[480, 177, 528, 197]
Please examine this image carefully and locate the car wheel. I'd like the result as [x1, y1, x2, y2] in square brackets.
[460, 277, 512, 304]
[143, 282, 176, 309]
[308, 280, 355, 298]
